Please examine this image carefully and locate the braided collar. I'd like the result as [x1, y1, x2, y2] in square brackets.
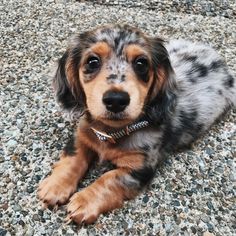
[91, 120, 149, 144]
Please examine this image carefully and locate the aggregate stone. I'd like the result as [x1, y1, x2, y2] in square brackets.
[6, 139, 18, 148]
[0, 228, 8, 236]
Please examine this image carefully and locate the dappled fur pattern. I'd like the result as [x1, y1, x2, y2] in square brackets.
[38, 25, 236, 224]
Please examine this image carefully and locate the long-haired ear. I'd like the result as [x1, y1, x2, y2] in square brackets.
[145, 38, 177, 125]
[53, 45, 85, 119]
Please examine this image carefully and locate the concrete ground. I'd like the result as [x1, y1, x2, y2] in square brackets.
[1, 0, 236, 235]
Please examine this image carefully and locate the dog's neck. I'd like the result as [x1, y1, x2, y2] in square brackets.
[81, 112, 150, 143]
[90, 120, 149, 144]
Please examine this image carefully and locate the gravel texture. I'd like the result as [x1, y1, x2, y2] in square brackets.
[81, 0, 236, 18]
[1, 0, 236, 235]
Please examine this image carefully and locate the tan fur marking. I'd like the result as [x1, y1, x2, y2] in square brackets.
[65, 60, 73, 84]
[90, 41, 111, 58]
[157, 66, 167, 90]
[113, 153, 144, 169]
[125, 44, 149, 62]
[65, 59, 81, 96]
[149, 66, 168, 100]
[67, 169, 138, 224]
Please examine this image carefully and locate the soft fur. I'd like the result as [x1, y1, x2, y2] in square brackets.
[38, 25, 236, 224]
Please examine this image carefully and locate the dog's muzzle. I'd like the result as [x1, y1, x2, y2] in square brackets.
[102, 91, 130, 113]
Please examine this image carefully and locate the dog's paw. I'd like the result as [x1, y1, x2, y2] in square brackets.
[66, 190, 99, 224]
[38, 173, 77, 207]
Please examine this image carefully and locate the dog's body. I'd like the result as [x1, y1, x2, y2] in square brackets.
[38, 25, 236, 224]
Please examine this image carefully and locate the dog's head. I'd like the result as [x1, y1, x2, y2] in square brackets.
[54, 25, 176, 127]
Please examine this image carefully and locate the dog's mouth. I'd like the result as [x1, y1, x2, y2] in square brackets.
[104, 111, 128, 120]
[99, 111, 132, 127]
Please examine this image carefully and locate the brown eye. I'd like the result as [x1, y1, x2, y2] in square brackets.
[133, 56, 149, 82]
[85, 56, 101, 73]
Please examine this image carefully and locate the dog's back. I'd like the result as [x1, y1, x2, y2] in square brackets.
[162, 40, 236, 150]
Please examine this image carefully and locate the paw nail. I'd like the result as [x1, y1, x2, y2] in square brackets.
[53, 205, 58, 212]
[64, 218, 72, 225]
[42, 203, 48, 209]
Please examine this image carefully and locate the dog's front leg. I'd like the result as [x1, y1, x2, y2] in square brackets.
[67, 152, 155, 224]
[38, 140, 94, 207]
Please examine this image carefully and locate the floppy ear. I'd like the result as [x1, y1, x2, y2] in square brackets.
[145, 38, 177, 125]
[53, 45, 85, 119]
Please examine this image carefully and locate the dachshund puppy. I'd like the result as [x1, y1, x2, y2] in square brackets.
[38, 25, 236, 224]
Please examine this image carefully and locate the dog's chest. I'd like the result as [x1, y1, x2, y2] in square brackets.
[86, 128, 163, 162]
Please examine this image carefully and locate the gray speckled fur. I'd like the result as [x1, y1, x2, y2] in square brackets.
[165, 40, 235, 143]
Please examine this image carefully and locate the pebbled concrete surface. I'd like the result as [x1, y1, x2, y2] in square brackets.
[1, 0, 236, 235]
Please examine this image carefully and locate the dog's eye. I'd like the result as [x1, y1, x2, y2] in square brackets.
[133, 57, 149, 75]
[133, 56, 149, 82]
[85, 56, 101, 73]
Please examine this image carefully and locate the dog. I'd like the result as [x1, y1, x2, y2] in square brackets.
[38, 24, 236, 224]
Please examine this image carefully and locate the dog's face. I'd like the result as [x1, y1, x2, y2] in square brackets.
[54, 25, 176, 127]
[78, 33, 154, 127]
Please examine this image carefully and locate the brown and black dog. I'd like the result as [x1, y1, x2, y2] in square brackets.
[38, 25, 236, 224]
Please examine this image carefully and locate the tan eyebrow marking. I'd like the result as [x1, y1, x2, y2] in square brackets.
[90, 41, 111, 58]
[125, 44, 149, 62]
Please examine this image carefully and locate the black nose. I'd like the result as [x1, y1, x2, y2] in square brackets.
[102, 91, 130, 113]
